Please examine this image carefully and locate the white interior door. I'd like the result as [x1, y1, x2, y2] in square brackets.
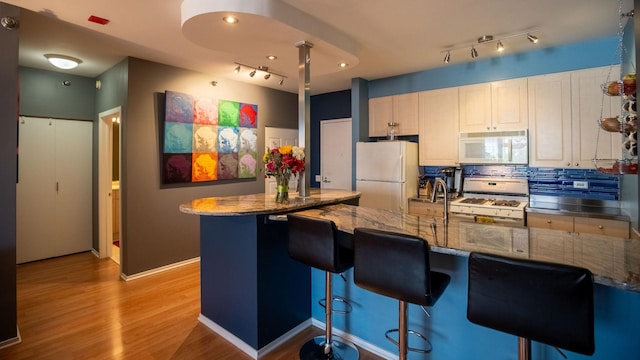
[17, 117, 57, 263]
[17, 117, 93, 263]
[264, 127, 298, 194]
[320, 118, 352, 190]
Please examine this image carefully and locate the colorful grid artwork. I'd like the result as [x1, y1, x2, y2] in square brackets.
[162, 90, 258, 184]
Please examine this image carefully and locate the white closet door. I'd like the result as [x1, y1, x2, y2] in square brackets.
[17, 117, 92, 263]
[54, 119, 93, 257]
[17, 117, 57, 263]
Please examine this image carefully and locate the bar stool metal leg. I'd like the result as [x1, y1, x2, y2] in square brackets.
[518, 337, 531, 360]
[299, 272, 359, 360]
[398, 301, 408, 360]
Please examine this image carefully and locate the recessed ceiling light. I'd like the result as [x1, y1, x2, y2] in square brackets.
[339, 63, 348, 68]
[44, 54, 82, 70]
[266, 55, 277, 60]
[222, 16, 239, 24]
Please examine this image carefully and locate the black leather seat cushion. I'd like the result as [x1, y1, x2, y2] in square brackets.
[287, 214, 354, 273]
[353, 228, 450, 306]
[467, 252, 595, 355]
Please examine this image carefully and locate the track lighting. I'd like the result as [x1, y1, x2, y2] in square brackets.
[441, 31, 539, 63]
[232, 62, 288, 84]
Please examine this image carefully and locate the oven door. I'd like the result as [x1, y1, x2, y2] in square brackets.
[458, 221, 529, 257]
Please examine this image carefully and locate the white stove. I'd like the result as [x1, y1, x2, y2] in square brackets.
[449, 177, 529, 224]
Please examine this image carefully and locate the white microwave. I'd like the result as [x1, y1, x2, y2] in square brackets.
[459, 130, 528, 165]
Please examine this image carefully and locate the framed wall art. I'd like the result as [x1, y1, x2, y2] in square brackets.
[162, 90, 258, 184]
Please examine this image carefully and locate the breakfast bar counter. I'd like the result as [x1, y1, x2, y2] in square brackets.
[179, 189, 360, 358]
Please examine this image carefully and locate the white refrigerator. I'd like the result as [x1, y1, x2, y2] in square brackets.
[356, 141, 418, 213]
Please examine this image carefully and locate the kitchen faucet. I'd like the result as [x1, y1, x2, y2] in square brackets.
[431, 177, 449, 225]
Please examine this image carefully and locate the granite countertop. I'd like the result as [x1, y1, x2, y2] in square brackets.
[179, 188, 361, 216]
[292, 204, 640, 293]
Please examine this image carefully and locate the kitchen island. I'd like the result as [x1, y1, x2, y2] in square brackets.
[179, 189, 360, 358]
[292, 204, 640, 360]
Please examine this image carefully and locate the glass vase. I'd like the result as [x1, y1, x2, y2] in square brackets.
[275, 176, 289, 204]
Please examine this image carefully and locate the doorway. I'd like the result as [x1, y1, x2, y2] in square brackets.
[98, 107, 121, 265]
[320, 118, 352, 190]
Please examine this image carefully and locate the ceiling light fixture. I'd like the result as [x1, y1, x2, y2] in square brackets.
[266, 55, 277, 60]
[44, 54, 82, 70]
[339, 62, 348, 68]
[441, 30, 539, 62]
[222, 16, 239, 24]
[232, 62, 288, 84]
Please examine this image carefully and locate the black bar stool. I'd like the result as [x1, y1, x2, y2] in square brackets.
[287, 214, 359, 360]
[467, 252, 595, 360]
[352, 228, 450, 360]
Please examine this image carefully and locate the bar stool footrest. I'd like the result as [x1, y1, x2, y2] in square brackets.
[318, 296, 353, 315]
[385, 328, 433, 354]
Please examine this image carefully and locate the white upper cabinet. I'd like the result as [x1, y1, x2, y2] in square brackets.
[418, 87, 459, 166]
[369, 92, 419, 137]
[528, 72, 573, 167]
[459, 83, 491, 132]
[571, 65, 621, 168]
[459, 78, 528, 133]
[529, 66, 622, 169]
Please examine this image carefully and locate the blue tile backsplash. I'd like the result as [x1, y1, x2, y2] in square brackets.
[421, 165, 620, 200]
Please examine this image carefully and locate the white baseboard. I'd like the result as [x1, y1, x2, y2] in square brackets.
[0, 327, 21, 350]
[198, 314, 311, 359]
[121, 257, 200, 281]
[310, 319, 398, 360]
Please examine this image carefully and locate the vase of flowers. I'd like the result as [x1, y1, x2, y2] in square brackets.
[264, 145, 305, 203]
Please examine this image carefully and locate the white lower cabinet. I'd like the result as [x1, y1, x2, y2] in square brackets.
[528, 212, 630, 279]
[17, 117, 93, 264]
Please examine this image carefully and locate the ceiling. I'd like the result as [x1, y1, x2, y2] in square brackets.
[4, 0, 635, 95]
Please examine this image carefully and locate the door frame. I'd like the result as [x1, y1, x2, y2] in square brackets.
[98, 106, 121, 260]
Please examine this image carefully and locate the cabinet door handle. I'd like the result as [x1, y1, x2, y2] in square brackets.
[56, 182, 59, 193]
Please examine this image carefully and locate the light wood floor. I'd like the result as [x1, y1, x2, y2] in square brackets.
[0, 252, 384, 360]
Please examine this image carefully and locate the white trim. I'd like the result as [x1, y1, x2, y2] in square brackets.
[198, 314, 311, 359]
[309, 319, 398, 360]
[121, 257, 200, 281]
[0, 327, 21, 350]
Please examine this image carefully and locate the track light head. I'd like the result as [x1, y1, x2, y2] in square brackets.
[279, 77, 284, 85]
[496, 41, 504, 52]
[249, 69, 256, 77]
[234, 65, 241, 73]
[443, 51, 451, 63]
[471, 46, 478, 59]
[527, 33, 538, 44]
[264, 73, 271, 80]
